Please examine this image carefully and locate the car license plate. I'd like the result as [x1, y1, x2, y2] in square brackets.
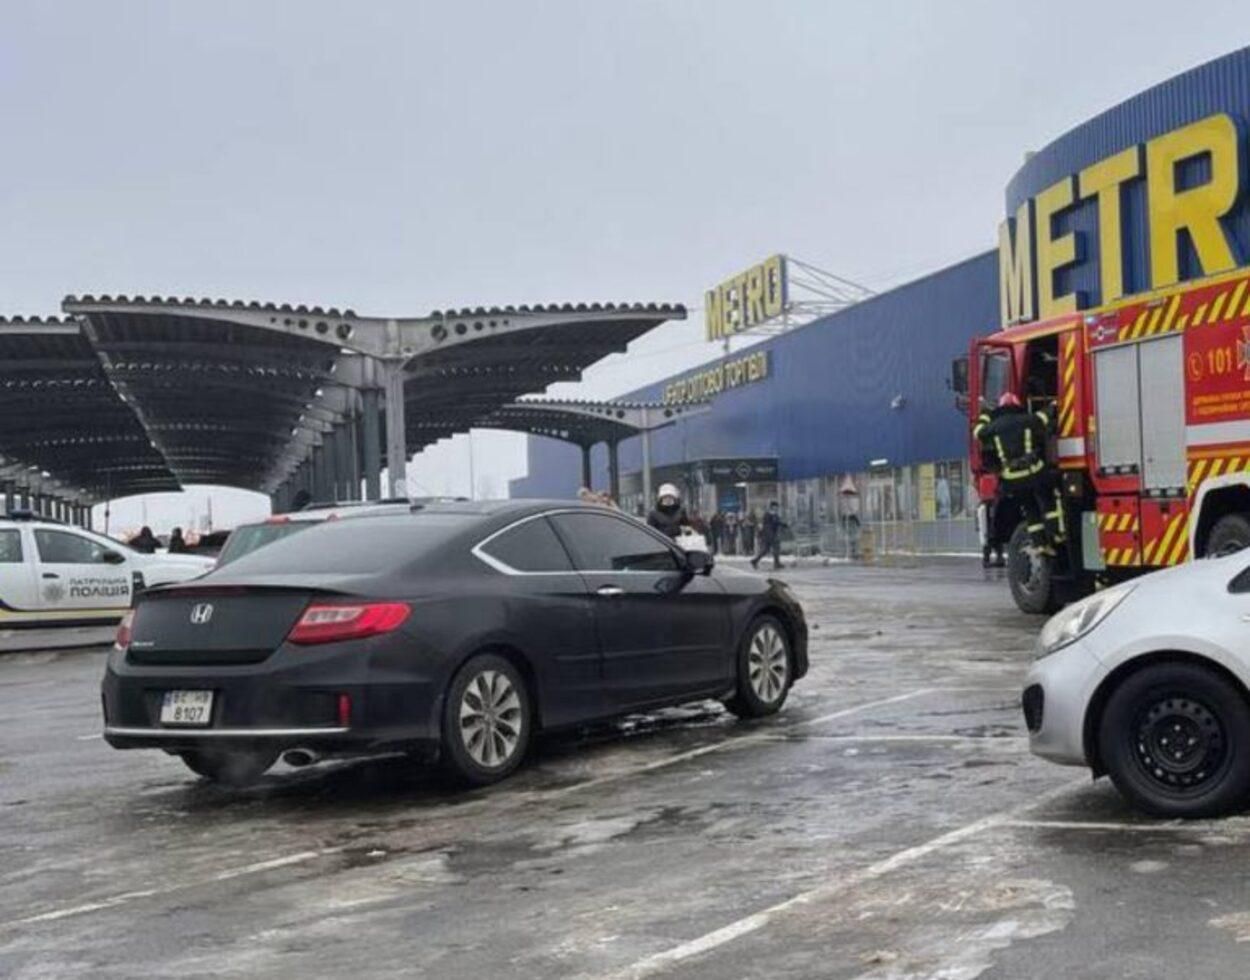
[160, 690, 214, 727]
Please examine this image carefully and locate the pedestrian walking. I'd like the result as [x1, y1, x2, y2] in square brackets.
[750, 501, 786, 570]
[724, 511, 739, 555]
[646, 483, 689, 540]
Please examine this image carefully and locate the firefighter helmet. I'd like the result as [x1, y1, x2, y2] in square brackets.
[998, 392, 1022, 409]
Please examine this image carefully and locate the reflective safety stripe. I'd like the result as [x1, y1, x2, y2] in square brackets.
[1002, 459, 1045, 480]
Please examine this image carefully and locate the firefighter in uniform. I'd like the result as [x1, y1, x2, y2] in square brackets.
[973, 392, 1066, 554]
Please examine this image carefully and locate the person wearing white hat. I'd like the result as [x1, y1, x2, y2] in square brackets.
[646, 482, 688, 540]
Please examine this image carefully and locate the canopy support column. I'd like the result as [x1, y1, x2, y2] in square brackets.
[639, 405, 653, 509]
[2, 481, 13, 515]
[608, 439, 620, 503]
[361, 387, 382, 501]
[345, 409, 361, 501]
[382, 360, 408, 499]
[312, 444, 331, 504]
[580, 444, 593, 491]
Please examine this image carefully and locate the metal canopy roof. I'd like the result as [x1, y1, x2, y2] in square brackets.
[20, 294, 687, 501]
[479, 397, 711, 447]
[0, 317, 179, 500]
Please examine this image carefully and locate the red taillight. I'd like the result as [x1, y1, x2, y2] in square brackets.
[115, 609, 136, 651]
[337, 693, 352, 727]
[286, 602, 411, 646]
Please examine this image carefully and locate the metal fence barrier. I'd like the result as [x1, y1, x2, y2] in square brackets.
[778, 518, 979, 560]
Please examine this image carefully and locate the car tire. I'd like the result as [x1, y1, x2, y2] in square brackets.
[1206, 513, 1250, 558]
[724, 615, 792, 719]
[179, 748, 278, 786]
[1007, 522, 1059, 615]
[1099, 662, 1250, 819]
[440, 653, 532, 786]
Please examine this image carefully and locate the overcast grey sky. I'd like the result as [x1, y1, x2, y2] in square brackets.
[2, 2, 1243, 530]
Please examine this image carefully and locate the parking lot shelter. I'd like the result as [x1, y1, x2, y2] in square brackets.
[4, 296, 687, 511]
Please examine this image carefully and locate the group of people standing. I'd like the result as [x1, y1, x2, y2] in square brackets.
[126, 525, 191, 554]
[645, 484, 787, 570]
[706, 509, 756, 556]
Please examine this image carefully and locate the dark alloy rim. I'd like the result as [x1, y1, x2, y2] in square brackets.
[1132, 695, 1228, 796]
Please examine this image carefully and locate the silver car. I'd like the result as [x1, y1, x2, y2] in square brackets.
[1025, 552, 1250, 818]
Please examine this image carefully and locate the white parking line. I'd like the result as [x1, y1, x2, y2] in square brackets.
[10, 686, 979, 931]
[1002, 818, 1250, 834]
[546, 688, 942, 799]
[9, 849, 340, 928]
[788, 734, 1027, 744]
[602, 778, 1088, 980]
[75, 733, 102, 741]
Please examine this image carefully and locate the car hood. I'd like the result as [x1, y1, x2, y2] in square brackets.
[1082, 551, 1250, 665]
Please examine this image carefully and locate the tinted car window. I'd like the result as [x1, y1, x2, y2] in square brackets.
[215, 513, 471, 575]
[552, 513, 680, 572]
[479, 517, 572, 572]
[216, 521, 316, 566]
[35, 530, 110, 564]
[0, 530, 22, 563]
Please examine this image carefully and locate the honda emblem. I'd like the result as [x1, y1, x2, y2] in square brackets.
[189, 603, 214, 625]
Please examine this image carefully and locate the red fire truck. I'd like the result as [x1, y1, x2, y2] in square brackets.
[957, 267, 1250, 613]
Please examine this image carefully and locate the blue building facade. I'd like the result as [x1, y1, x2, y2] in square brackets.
[509, 47, 1250, 553]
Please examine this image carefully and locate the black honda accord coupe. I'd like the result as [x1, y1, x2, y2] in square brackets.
[103, 500, 808, 786]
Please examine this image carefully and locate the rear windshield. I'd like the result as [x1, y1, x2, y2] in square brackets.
[215, 521, 315, 566]
[213, 513, 471, 576]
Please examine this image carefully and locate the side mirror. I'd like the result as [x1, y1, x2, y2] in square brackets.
[684, 550, 714, 575]
[102, 549, 126, 565]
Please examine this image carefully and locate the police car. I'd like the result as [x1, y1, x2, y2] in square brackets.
[0, 513, 214, 626]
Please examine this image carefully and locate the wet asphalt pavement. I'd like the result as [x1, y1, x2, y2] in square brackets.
[2, 558, 1249, 979]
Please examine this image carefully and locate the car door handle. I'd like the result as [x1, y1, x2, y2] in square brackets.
[596, 585, 625, 597]
[42, 573, 59, 580]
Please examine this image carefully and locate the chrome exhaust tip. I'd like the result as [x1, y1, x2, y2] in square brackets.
[282, 748, 320, 768]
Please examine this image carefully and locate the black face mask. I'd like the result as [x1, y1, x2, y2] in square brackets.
[658, 500, 679, 514]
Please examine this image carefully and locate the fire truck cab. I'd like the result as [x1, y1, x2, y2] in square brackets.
[955, 269, 1250, 614]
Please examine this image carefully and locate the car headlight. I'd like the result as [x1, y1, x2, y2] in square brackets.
[1036, 584, 1135, 658]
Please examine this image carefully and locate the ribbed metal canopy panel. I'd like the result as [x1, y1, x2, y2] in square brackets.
[477, 397, 705, 447]
[57, 295, 684, 494]
[68, 301, 340, 490]
[0, 317, 178, 499]
[401, 304, 684, 452]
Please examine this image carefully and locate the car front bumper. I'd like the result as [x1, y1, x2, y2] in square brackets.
[101, 637, 444, 756]
[1023, 638, 1108, 767]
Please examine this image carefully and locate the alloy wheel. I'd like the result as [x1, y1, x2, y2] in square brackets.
[459, 669, 523, 768]
[747, 624, 789, 704]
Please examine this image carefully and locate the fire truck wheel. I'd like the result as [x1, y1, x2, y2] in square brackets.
[1206, 513, 1250, 558]
[1006, 523, 1058, 615]
[1098, 662, 1250, 819]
